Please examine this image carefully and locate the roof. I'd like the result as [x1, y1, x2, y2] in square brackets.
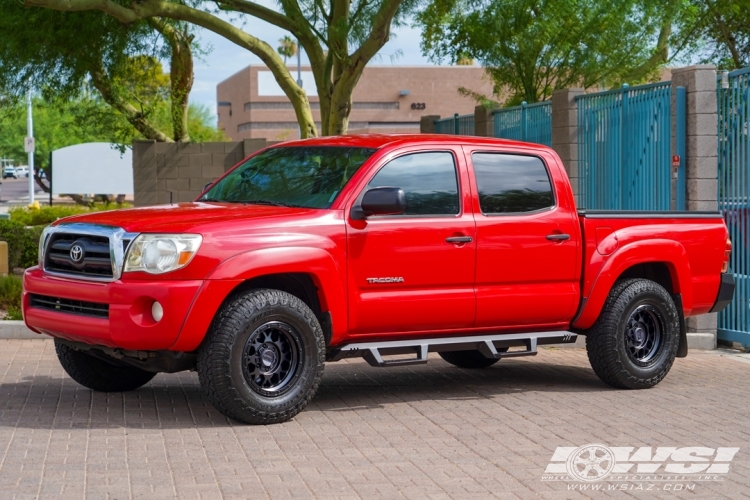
[273, 134, 549, 151]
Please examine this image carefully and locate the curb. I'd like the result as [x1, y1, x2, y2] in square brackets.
[0, 320, 48, 339]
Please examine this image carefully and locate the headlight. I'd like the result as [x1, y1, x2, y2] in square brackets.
[124, 234, 202, 274]
[38, 227, 52, 266]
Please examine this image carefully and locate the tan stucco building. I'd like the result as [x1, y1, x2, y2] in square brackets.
[216, 65, 494, 141]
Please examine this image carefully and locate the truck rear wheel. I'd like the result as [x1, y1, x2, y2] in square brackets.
[586, 279, 679, 389]
[439, 348, 506, 368]
[55, 340, 156, 392]
[197, 289, 325, 425]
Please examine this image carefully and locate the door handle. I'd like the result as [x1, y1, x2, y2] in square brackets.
[446, 236, 473, 244]
[546, 233, 571, 241]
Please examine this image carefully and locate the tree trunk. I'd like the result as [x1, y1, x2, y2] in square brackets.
[151, 20, 194, 141]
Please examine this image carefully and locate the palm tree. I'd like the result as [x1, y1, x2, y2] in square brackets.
[277, 36, 297, 65]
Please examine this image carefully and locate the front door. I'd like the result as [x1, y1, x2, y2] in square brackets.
[347, 149, 477, 336]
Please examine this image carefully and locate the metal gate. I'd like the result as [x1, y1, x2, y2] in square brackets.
[577, 82, 675, 210]
[493, 101, 552, 146]
[717, 67, 750, 348]
[435, 113, 475, 135]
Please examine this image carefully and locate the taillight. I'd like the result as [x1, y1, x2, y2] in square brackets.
[721, 238, 732, 273]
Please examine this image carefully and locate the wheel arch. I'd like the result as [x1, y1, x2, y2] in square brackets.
[171, 247, 346, 352]
[573, 240, 692, 331]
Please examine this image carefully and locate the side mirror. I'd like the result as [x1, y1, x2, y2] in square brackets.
[352, 187, 406, 219]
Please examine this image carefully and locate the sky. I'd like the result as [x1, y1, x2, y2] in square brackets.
[190, 11, 433, 119]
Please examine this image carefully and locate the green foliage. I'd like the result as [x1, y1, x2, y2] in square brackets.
[674, 0, 750, 70]
[0, 95, 226, 169]
[0, 95, 127, 171]
[0, 220, 45, 270]
[277, 36, 297, 64]
[0, 275, 23, 320]
[8, 204, 130, 226]
[417, 0, 674, 105]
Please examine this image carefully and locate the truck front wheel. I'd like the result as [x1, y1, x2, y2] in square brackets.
[586, 279, 679, 389]
[197, 289, 325, 425]
[55, 340, 156, 392]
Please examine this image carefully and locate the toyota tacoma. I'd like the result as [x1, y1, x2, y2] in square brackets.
[23, 135, 735, 424]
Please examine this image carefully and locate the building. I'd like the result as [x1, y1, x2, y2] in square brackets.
[216, 65, 494, 141]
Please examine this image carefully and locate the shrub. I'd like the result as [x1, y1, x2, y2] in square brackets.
[0, 220, 44, 270]
[0, 275, 23, 320]
[8, 203, 132, 226]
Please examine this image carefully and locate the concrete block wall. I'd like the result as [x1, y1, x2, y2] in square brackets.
[474, 106, 494, 137]
[551, 89, 584, 204]
[133, 139, 273, 207]
[670, 65, 719, 349]
[419, 115, 441, 134]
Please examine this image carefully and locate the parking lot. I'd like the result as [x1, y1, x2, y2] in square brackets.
[0, 339, 748, 499]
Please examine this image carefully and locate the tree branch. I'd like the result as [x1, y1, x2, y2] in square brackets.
[87, 60, 173, 142]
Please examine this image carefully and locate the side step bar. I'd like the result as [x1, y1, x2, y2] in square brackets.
[327, 331, 578, 367]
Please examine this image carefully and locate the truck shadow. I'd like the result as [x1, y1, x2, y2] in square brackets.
[0, 357, 612, 430]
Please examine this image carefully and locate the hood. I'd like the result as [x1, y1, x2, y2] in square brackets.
[55, 202, 325, 233]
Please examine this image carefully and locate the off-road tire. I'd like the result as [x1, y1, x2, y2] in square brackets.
[197, 289, 325, 425]
[586, 279, 680, 389]
[55, 340, 156, 392]
[439, 348, 506, 369]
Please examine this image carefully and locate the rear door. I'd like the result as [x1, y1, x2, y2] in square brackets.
[346, 147, 477, 336]
[464, 147, 581, 328]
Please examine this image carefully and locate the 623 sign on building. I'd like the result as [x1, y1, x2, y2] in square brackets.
[410, 103, 426, 110]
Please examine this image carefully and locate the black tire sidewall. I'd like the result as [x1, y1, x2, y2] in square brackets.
[614, 289, 678, 379]
[225, 296, 322, 414]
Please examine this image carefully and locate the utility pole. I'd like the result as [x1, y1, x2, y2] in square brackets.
[25, 89, 35, 206]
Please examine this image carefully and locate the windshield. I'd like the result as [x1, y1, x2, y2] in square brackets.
[200, 146, 377, 208]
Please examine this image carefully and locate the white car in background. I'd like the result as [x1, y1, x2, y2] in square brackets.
[15, 166, 28, 177]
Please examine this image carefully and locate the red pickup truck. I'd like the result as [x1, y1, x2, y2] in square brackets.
[23, 135, 734, 424]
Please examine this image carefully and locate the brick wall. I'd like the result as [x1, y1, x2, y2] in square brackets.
[132, 138, 270, 207]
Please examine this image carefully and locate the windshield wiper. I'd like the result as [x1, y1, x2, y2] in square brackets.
[242, 199, 305, 208]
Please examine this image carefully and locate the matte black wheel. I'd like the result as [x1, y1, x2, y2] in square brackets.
[197, 289, 325, 425]
[586, 279, 679, 389]
[55, 340, 156, 392]
[439, 348, 507, 369]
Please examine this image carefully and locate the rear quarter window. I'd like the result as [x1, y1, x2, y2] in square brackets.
[471, 153, 554, 214]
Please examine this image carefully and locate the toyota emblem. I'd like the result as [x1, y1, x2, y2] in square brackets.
[70, 244, 84, 263]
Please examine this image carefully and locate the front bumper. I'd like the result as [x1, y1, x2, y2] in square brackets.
[22, 267, 203, 350]
[709, 273, 735, 313]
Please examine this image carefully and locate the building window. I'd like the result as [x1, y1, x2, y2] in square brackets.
[243, 101, 399, 111]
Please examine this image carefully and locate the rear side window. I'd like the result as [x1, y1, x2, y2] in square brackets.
[367, 152, 459, 216]
[471, 153, 554, 214]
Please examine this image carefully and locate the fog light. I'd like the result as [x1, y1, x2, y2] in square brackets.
[151, 301, 164, 322]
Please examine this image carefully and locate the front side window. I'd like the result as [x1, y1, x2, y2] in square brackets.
[201, 146, 376, 208]
[472, 153, 554, 214]
[367, 152, 459, 216]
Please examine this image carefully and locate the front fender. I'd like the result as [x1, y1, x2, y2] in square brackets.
[171, 246, 347, 351]
[572, 239, 692, 330]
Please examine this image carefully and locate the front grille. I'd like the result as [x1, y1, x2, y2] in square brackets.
[44, 233, 113, 278]
[29, 294, 109, 318]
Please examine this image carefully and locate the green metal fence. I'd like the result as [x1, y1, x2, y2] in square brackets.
[576, 82, 675, 210]
[717, 67, 750, 348]
[434, 113, 475, 135]
[492, 101, 552, 146]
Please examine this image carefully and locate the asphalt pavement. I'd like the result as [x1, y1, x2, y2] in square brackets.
[0, 175, 47, 205]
